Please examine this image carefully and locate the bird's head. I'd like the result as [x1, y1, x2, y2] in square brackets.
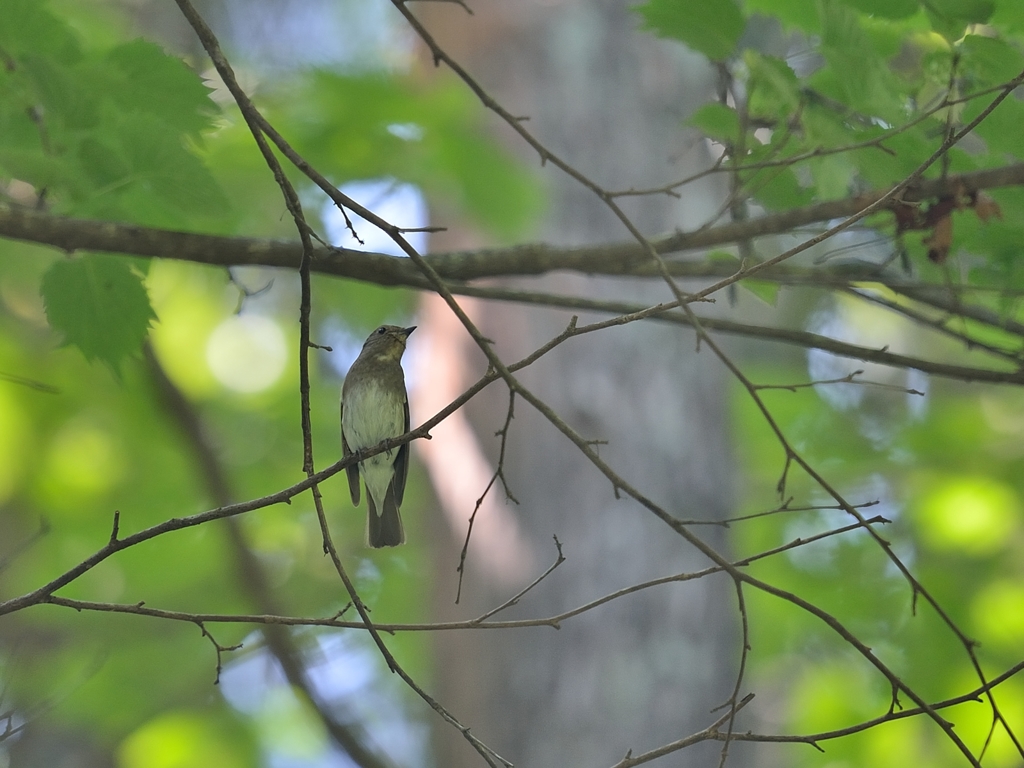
[360, 324, 415, 362]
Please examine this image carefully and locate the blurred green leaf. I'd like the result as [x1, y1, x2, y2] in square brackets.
[992, 0, 1024, 33]
[268, 70, 541, 241]
[745, 0, 821, 32]
[633, 0, 745, 61]
[930, 0, 996, 24]
[814, 2, 906, 119]
[741, 279, 781, 306]
[963, 94, 1024, 161]
[838, 0, 920, 18]
[959, 34, 1024, 87]
[745, 52, 800, 121]
[688, 102, 741, 143]
[927, 0, 996, 39]
[104, 40, 219, 140]
[809, 153, 856, 200]
[0, 0, 81, 60]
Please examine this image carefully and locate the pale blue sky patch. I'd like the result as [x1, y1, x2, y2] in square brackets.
[322, 179, 428, 257]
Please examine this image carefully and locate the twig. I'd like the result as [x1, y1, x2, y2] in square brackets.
[471, 537, 566, 624]
[38, 514, 890, 633]
[0, 370, 59, 394]
[609, 693, 756, 768]
[753, 370, 926, 396]
[455, 388, 521, 603]
[173, 3, 509, 765]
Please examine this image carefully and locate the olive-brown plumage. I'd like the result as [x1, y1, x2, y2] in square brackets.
[341, 325, 414, 547]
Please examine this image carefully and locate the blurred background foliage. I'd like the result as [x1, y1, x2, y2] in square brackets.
[0, 0, 539, 764]
[1, 0, 1024, 766]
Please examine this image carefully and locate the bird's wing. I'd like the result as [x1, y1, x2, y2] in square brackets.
[392, 395, 411, 506]
[340, 400, 361, 506]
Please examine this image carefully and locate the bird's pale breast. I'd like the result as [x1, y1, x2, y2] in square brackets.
[342, 379, 405, 451]
[343, 379, 405, 504]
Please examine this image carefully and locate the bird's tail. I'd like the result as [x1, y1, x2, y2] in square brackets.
[366, 484, 405, 548]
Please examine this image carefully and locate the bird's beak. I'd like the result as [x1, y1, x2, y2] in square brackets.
[402, 326, 417, 337]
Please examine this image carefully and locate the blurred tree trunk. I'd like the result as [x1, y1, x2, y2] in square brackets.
[421, 2, 742, 766]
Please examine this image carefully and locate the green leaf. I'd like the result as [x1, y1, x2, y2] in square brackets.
[268, 71, 540, 241]
[0, 0, 80, 61]
[741, 279, 781, 306]
[959, 35, 1024, 88]
[707, 249, 741, 266]
[801, 103, 858, 148]
[748, 164, 813, 210]
[745, 0, 821, 33]
[927, 0, 996, 39]
[0, 17, 225, 223]
[814, 2, 906, 119]
[41, 255, 156, 371]
[688, 102, 741, 142]
[991, 1, 1024, 33]
[809, 154, 856, 200]
[20, 54, 103, 131]
[746, 52, 800, 121]
[434, 129, 543, 241]
[854, 125, 934, 186]
[837, 0, 920, 19]
[963, 94, 1024, 160]
[929, 0, 995, 23]
[105, 40, 219, 140]
[634, 0, 745, 61]
[70, 110, 230, 226]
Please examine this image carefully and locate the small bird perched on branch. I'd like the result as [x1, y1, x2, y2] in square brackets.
[341, 324, 415, 547]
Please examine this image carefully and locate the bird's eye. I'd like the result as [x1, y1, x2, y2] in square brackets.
[376, 327, 387, 335]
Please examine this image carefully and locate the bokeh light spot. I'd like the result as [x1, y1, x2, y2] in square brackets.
[205, 315, 287, 394]
[916, 476, 1017, 555]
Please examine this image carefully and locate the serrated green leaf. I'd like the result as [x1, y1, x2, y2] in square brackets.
[634, 0, 745, 61]
[117, 113, 229, 216]
[70, 110, 229, 226]
[815, 2, 906, 119]
[2, 17, 225, 223]
[41, 255, 156, 372]
[688, 102, 741, 142]
[105, 40, 218, 139]
[741, 279, 781, 306]
[746, 52, 801, 121]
